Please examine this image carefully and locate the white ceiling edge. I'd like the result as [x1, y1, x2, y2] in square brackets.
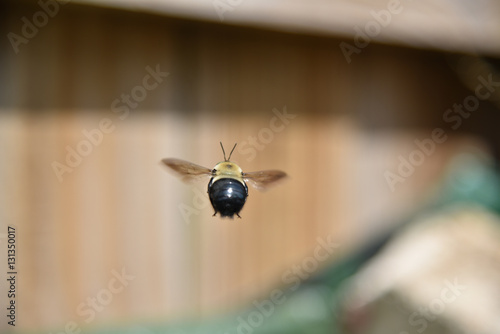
[72, 0, 500, 55]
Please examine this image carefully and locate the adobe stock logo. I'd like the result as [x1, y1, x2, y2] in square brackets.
[237, 106, 297, 162]
[48, 267, 135, 334]
[384, 129, 447, 192]
[7, 0, 71, 54]
[228, 235, 340, 334]
[339, 0, 411, 64]
[212, 0, 244, 21]
[405, 278, 466, 334]
[177, 185, 210, 225]
[51, 64, 169, 182]
[384, 73, 500, 192]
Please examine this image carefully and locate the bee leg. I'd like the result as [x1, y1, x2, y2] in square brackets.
[236, 213, 242, 219]
[212, 211, 218, 217]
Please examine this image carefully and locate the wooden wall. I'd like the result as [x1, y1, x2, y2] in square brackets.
[0, 2, 490, 332]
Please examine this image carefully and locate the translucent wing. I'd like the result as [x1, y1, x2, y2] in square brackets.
[161, 158, 213, 183]
[243, 170, 287, 191]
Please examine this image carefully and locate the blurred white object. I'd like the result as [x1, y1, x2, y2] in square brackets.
[341, 205, 500, 334]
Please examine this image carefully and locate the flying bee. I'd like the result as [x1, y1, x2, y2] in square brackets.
[161, 143, 287, 218]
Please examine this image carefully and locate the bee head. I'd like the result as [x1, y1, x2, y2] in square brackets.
[213, 142, 242, 177]
[213, 161, 243, 176]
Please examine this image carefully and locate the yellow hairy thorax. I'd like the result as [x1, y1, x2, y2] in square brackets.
[212, 161, 245, 184]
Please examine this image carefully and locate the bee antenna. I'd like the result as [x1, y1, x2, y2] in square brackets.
[228, 143, 237, 161]
[220, 142, 227, 161]
[220, 142, 237, 161]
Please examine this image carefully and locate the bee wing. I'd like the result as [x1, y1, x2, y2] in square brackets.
[243, 170, 287, 191]
[161, 158, 213, 183]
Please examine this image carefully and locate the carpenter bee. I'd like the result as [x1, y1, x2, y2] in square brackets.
[161, 143, 287, 218]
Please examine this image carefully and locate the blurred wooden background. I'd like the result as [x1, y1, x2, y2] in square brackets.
[1, 1, 499, 332]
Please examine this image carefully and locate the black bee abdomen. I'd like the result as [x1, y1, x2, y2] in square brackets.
[208, 178, 248, 218]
